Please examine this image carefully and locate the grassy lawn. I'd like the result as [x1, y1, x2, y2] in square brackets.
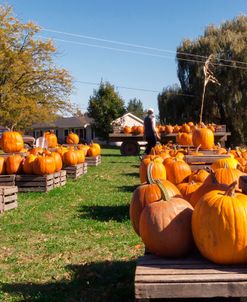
[0, 148, 144, 302]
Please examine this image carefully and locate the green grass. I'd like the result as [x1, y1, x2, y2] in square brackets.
[0, 148, 144, 302]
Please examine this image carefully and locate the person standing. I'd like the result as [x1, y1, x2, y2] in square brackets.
[143, 108, 160, 155]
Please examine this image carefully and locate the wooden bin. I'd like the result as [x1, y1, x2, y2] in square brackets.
[0, 186, 18, 213]
[64, 162, 87, 179]
[0, 175, 16, 186]
[135, 253, 247, 301]
[85, 155, 101, 166]
[15, 171, 66, 192]
[184, 154, 230, 171]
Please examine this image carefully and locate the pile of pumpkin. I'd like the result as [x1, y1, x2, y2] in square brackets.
[0, 130, 101, 175]
[130, 143, 247, 265]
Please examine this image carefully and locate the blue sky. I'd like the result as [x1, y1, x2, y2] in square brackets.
[5, 0, 247, 114]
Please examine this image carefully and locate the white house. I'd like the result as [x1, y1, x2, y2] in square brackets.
[111, 112, 144, 129]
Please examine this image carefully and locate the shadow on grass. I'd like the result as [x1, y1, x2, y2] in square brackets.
[78, 204, 129, 222]
[117, 185, 137, 193]
[1, 260, 136, 302]
[123, 172, 140, 178]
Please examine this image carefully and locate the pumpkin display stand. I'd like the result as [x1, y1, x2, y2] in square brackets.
[0, 175, 16, 186]
[15, 171, 66, 192]
[63, 162, 87, 179]
[0, 186, 18, 213]
[85, 155, 101, 166]
[135, 252, 247, 301]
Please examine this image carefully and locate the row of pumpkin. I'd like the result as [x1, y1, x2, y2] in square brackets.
[123, 121, 220, 135]
[1, 130, 82, 153]
[0, 143, 101, 175]
[130, 145, 247, 265]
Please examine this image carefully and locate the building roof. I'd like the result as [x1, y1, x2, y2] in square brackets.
[32, 115, 94, 129]
[111, 112, 144, 125]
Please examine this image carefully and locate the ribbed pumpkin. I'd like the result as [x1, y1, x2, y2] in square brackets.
[189, 169, 209, 183]
[51, 152, 63, 172]
[165, 125, 173, 134]
[0, 157, 5, 175]
[123, 126, 132, 134]
[6, 154, 23, 174]
[63, 149, 78, 166]
[75, 150, 85, 164]
[2, 131, 24, 153]
[192, 126, 214, 149]
[139, 180, 193, 257]
[29, 147, 44, 156]
[66, 132, 79, 144]
[164, 157, 191, 184]
[192, 182, 247, 264]
[204, 168, 245, 189]
[177, 181, 203, 203]
[176, 132, 193, 145]
[33, 154, 56, 175]
[130, 165, 180, 235]
[87, 145, 99, 157]
[44, 131, 58, 148]
[139, 158, 166, 183]
[211, 157, 239, 171]
[23, 154, 37, 174]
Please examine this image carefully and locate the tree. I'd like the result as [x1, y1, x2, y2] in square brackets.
[0, 5, 73, 130]
[175, 15, 247, 145]
[126, 98, 144, 119]
[87, 81, 126, 140]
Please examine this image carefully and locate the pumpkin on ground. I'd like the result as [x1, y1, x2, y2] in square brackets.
[66, 132, 79, 144]
[2, 131, 24, 153]
[192, 181, 247, 264]
[139, 180, 194, 257]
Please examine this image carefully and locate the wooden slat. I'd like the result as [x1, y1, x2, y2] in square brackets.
[3, 194, 17, 203]
[135, 281, 247, 299]
[16, 179, 54, 187]
[0, 186, 18, 195]
[4, 200, 18, 211]
[185, 154, 230, 164]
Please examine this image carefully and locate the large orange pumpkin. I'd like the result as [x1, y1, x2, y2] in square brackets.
[6, 154, 23, 174]
[33, 154, 56, 175]
[66, 132, 79, 144]
[177, 181, 203, 203]
[44, 131, 58, 148]
[189, 169, 209, 183]
[211, 157, 239, 171]
[2, 131, 24, 153]
[23, 154, 37, 174]
[192, 181, 247, 264]
[75, 150, 85, 164]
[51, 152, 63, 172]
[164, 157, 191, 184]
[192, 126, 214, 149]
[139, 180, 193, 257]
[130, 167, 180, 236]
[139, 158, 166, 183]
[123, 126, 132, 134]
[205, 168, 245, 189]
[63, 149, 78, 166]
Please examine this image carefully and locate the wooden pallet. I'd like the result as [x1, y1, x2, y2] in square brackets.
[185, 154, 231, 171]
[85, 155, 101, 166]
[135, 253, 247, 301]
[0, 186, 18, 213]
[64, 162, 87, 179]
[0, 175, 16, 186]
[15, 171, 67, 192]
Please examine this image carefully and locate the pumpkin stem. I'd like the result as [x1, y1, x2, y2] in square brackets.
[10, 123, 17, 131]
[196, 144, 201, 153]
[224, 181, 238, 197]
[155, 179, 171, 201]
[147, 162, 155, 184]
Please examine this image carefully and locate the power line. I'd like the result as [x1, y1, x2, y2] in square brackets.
[39, 35, 247, 71]
[42, 27, 247, 67]
[75, 80, 196, 97]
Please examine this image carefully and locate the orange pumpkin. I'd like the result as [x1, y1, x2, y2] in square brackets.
[6, 154, 23, 174]
[139, 158, 166, 184]
[192, 126, 214, 149]
[139, 180, 193, 257]
[123, 126, 132, 134]
[189, 169, 209, 183]
[29, 147, 44, 156]
[177, 181, 203, 203]
[63, 149, 78, 166]
[33, 154, 56, 175]
[164, 157, 191, 184]
[192, 182, 247, 264]
[44, 131, 58, 148]
[51, 152, 63, 172]
[23, 154, 37, 174]
[75, 150, 85, 164]
[66, 132, 79, 144]
[211, 157, 239, 171]
[2, 131, 24, 153]
[0, 157, 5, 175]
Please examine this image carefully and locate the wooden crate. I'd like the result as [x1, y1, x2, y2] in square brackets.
[135, 253, 247, 301]
[15, 171, 66, 192]
[64, 162, 87, 179]
[85, 155, 101, 166]
[185, 154, 231, 171]
[0, 175, 16, 186]
[0, 186, 18, 213]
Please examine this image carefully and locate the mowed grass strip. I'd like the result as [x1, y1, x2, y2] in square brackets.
[0, 148, 144, 302]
